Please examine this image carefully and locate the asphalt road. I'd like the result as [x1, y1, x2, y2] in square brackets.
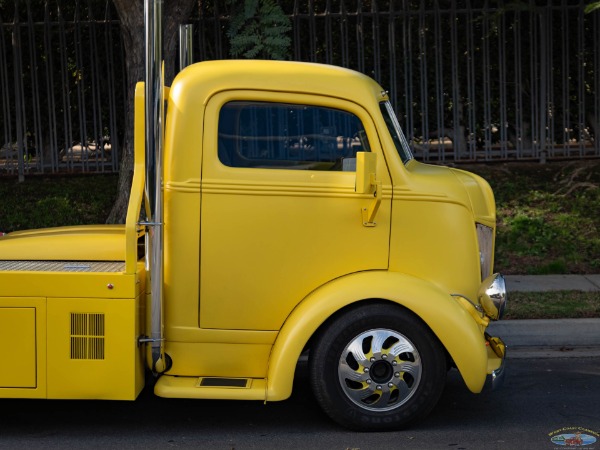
[0, 356, 599, 450]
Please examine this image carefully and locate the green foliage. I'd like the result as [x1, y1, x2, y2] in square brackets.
[227, 0, 291, 60]
[585, 1, 600, 14]
[468, 162, 600, 275]
[0, 174, 118, 231]
[504, 291, 600, 320]
[2, 163, 599, 279]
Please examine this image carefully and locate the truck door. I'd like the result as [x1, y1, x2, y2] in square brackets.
[199, 91, 392, 331]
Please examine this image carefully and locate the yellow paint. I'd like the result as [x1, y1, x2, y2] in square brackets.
[0, 225, 126, 261]
[0, 297, 46, 398]
[0, 308, 36, 387]
[46, 296, 143, 400]
[0, 60, 503, 406]
[0, 271, 141, 299]
[266, 271, 489, 400]
[196, 89, 391, 331]
[125, 82, 148, 274]
[155, 375, 266, 400]
[164, 342, 272, 378]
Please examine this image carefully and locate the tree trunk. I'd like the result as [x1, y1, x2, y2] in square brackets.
[107, 0, 196, 224]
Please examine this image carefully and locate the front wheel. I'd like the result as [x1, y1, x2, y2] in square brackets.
[309, 303, 447, 431]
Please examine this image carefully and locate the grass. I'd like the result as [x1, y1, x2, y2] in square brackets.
[465, 161, 600, 275]
[1, 161, 599, 275]
[0, 174, 119, 231]
[0, 164, 599, 320]
[505, 291, 600, 320]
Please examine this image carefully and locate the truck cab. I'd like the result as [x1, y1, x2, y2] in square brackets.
[0, 59, 505, 431]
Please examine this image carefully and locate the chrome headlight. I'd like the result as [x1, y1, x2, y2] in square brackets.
[478, 273, 507, 320]
[476, 223, 493, 281]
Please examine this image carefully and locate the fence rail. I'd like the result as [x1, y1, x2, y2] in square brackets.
[0, 1, 125, 179]
[1, 0, 599, 178]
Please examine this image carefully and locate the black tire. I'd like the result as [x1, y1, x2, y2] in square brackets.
[309, 302, 447, 431]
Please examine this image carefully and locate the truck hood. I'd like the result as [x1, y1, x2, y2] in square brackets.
[448, 167, 496, 227]
[0, 225, 126, 261]
[404, 161, 496, 227]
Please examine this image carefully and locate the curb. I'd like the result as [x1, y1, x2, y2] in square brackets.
[487, 318, 600, 348]
[505, 274, 600, 292]
[488, 275, 600, 356]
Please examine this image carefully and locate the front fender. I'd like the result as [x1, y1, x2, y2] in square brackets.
[266, 271, 487, 401]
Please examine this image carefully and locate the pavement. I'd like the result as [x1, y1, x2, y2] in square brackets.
[487, 274, 600, 357]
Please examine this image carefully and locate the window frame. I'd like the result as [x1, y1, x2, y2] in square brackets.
[217, 100, 372, 172]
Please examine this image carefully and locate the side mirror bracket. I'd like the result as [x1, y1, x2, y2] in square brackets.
[355, 152, 382, 227]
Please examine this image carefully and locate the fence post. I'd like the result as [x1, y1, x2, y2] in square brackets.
[12, 7, 24, 182]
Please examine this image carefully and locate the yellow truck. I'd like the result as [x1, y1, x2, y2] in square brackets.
[0, 4, 506, 431]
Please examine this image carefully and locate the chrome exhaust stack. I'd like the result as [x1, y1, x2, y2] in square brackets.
[179, 24, 193, 71]
[144, 0, 166, 373]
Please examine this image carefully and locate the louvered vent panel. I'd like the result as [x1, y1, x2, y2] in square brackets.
[70, 313, 105, 360]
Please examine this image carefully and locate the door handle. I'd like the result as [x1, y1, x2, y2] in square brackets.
[362, 179, 382, 227]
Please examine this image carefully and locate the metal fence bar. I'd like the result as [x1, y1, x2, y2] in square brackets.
[105, 2, 121, 172]
[401, 1, 415, 156]
[418, 1, 429, 159]
[1, 1, 124, 176]
[26, 1, 43, 172]
[2, 0, 600, 176]
[577, 1, 586, 157]
[466, 0, 476, 160]
[12, 6, 25, 180]
[0, 21, 11, 158]
[498, 2, 508, 159]
[43, 2, 58, 172]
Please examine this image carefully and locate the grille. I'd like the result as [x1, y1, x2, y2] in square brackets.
[70, 313, 105, 360]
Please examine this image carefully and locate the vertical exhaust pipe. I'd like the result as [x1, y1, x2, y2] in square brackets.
[144, 0, 166, 372]
[179, 24, 193, 71]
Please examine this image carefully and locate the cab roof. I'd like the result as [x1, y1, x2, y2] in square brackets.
[170, 60, 387, 107]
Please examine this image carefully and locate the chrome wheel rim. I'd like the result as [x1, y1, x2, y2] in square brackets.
[338, 328, 422, 412]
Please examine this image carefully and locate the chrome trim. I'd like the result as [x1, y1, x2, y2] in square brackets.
[476, 223, 493, 280]
[450, 293, 484, 315]
[337, 329, 422, 412]
[144, 0, 165, 372]
[179, 24, 193, 71]
[137, 221, 163, 227]
[0, 260, 125, 273]
[489, 348, 506, 391]
[478, 273, 507, 320]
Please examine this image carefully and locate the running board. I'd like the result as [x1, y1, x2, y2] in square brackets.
[154, 375, 266, 400]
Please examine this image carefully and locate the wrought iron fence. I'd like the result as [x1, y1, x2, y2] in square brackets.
[1, 1, 599, 178]
[0, 1, 125, 178]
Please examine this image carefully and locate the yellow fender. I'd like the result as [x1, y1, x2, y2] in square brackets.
[266, 271, 487, 401]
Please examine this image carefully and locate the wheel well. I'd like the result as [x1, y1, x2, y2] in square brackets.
[303, 298, 452, 368]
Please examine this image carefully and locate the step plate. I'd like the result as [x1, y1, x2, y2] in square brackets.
[0, 260, 125, 273]
[155, 375, 266, 400]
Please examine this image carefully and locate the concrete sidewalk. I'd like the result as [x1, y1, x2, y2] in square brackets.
[505, 274, 600, 292]
[488, 274, 600, 356]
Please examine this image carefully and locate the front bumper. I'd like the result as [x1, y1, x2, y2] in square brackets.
[481, 274, 507, 390]
[484, 334, 506, 391]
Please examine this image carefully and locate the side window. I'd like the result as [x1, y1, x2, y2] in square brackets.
[218, 101, 370, 171]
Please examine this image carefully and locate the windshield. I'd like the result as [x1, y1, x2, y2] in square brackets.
[380, 101, 413, 164]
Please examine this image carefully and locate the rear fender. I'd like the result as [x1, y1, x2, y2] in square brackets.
[266, 271, 487, 400]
